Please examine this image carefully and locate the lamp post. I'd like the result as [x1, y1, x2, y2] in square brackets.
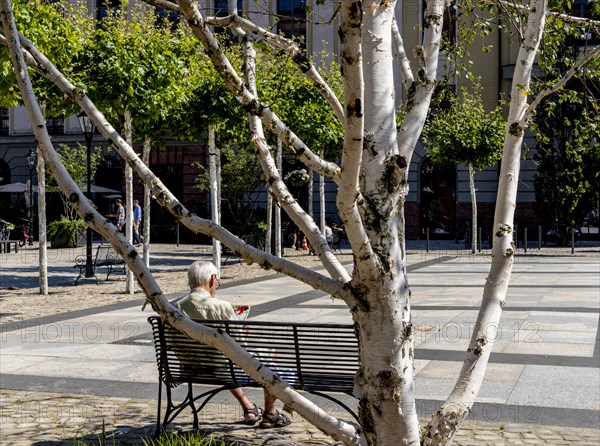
[26, 148, 36, 245]
[77, 111, 96, 278]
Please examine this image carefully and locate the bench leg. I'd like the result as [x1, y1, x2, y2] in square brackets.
[155, 381, 163, 437]
[75, 268, 84, 286]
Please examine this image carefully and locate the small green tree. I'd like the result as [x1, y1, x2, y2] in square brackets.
[422, 82, 505, 252]
[47, 143, 104, 220]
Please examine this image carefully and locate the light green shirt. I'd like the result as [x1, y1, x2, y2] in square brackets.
[171, 288, 236, 321]
[170, 288, 237, 368]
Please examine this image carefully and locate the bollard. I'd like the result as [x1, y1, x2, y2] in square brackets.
[524, 227, 528, 253]
[426, 227, 430, 253]
[176, 223, 180, 247]
[571, 229, 575, 254]
[478, 227, 482, 252]
[538, 225, 542, 250]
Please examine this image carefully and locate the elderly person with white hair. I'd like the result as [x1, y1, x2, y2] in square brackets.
[170, 260, 291, 428]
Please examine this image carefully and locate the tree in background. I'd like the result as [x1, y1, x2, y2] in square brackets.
[46, 143, 104, 220]
[531, 1, 600, 245]
[422, 82, 505, 252]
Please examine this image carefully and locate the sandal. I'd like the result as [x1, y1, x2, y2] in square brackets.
[243, 403, 263, 425]
[259, 410, 292, 429]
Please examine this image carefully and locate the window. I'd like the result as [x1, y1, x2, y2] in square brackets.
[214, 0, 243, 16]
[155, 7, 181, 28]
[46, 116, 65, 135]
[277, 0, 306, 41]
[571, 0, 599, 45]
[96, 0, 120, 22]
[0, 108, 8, 136]
[442, 2, 457, 45]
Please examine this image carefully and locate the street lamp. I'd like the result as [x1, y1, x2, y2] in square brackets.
[26, 148, 36, 245]
[77, 111, 96, 278]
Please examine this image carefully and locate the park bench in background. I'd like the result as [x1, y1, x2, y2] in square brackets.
[0, 239, 19, 253]
[74, 244, 125, 285]
[148, 316, 359, 434]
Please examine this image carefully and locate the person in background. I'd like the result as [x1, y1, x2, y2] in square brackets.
[171, 261, 292, 428]
[132, 199, 142, 244]
[115, 198, 125, 232]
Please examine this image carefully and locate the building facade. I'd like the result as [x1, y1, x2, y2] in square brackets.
[0, 0, 596, 242]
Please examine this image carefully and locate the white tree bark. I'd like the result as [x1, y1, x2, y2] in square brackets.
[349, 1, 421, 443]
[265, 193, 273, 253]
[124, 109, 135, 294]
[37, 146, 48, 294]
[469, 164, 478, 254]
[319, 173, 325, 236]
[275, 139, 282, 257]
[422, 1, 549, 443]
[308, 169, 314, 218]
[208, 125, 221, 271]
[142, 137, 151, 268]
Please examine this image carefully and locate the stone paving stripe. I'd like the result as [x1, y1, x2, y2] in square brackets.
[412, 305, 600, 313]
[411, 284, 599, 288]
[0, 256, 453, 333]
[2, 373, 598, 429]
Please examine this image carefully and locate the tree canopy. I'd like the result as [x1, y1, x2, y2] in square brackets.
[421, 82, 505, 170]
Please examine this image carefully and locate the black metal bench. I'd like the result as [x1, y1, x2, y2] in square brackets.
[148, 316, 359, 434]
[74, 244, 125, 284]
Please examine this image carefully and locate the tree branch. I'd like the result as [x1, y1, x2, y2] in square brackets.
[422, 1, 549, 443]
[143, 0, 179, 12]
[494, 0, 600, 28]
[335, 0, 380, 279]
[235, 5, 352, 284]
[520, 44, 600, 127]
[397, 0, 445, 165]
[206, 13, 345, 122]
[391, 17, 414, 90]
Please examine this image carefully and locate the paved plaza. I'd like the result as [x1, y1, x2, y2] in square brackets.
[0, 242, 599, 445]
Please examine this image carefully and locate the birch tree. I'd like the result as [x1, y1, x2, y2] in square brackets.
[2, 0, 599, 445]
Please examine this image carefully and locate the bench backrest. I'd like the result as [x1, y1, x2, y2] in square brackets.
[96, 245, 124, 265]
[148, 316, 359, 394]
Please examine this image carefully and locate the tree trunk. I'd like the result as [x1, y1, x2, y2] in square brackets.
[275, 139, 282, 257]
[349, 1, 420, 444]
[469, 164, 478, 253]
[0, 4, 364, 446]
[124, 109, 134, 294]
[208, 126, 221, 270]
[308, 168, 314, 218]
[37, 146, 48, 294]
[320, 173, 325, 236]
[142, 137, 151, 268]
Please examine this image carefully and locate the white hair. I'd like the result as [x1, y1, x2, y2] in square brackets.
[187, 261, 218, 288]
